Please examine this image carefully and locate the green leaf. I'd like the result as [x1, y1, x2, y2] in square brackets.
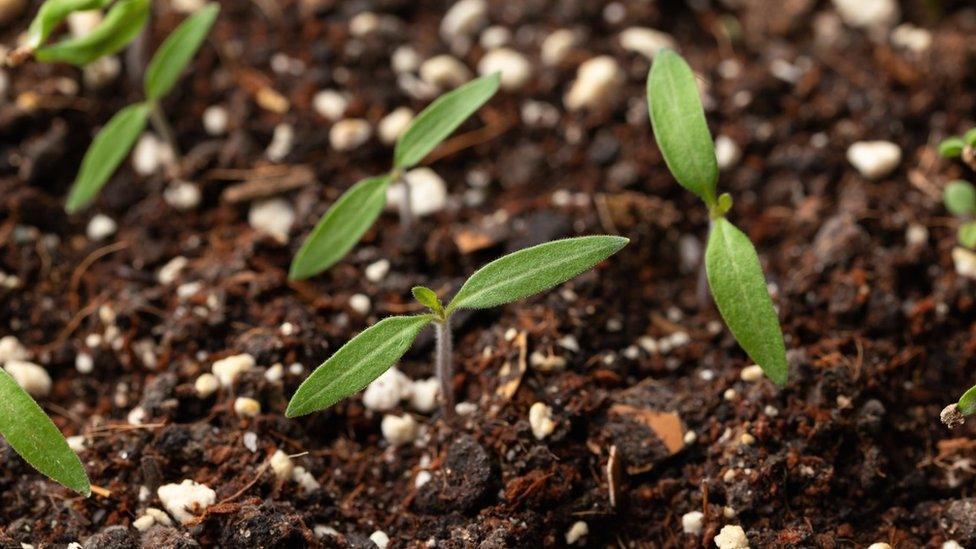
[958, 384, 976, 416]
[144, 3, 219, 100]
[23, 0, 113, 51]
[944, 180, 976, 216]
[286, 315, 433, 417]
[647, 49, 718, 206]
[447, 236, 629, 312]
[412, 286, 443, 316]
[705, 218, 788, 386]
[965, 128, 976, 148]
[36, 0, 149, 66]
[66, 102, 150, 213]
[393, 72, 500, 169]
[939, 137, 965, 158]
[959, 222, 976, 249]
[0, 369, 90, 495]
[289, 175, 391, 280]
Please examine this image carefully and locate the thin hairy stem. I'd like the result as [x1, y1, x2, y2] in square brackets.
[397, 176, 415, 231]
[149, 103, 182, 175]
[434, 317, 454, 418]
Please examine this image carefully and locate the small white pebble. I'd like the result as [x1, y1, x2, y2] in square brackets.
[619, 27, 675, 60]
[157, 479, 216, 524]
[265, 123, 294, 162]
[194, 373, 219, 398]
[0, 336, 28, 364]
[714, 524, 749, 549]
[832, 0, 899, 29]
[202, 105, 229, 135]
[314, 525, 340, 539]
[415, 470, 432, 488]
[4, 360, 51, 397]
[362, 367, 412, 411]
[349, 293, 371, 315]
[529, 402, 556, 439]
[365, 259, 391, 283]
[478, 47, 532, 90]
[292, 466, 320, 492]
[409, 377, 440, 413]
[565, 521, 589, 545]
[132, 515, 156, 532]
[86, 214, 117, 241]
[132, 133, 169, 176]
[157, 256, 188, 285]
[212, 353, 254, 387]
[740, 365, 764, 382]
[764, 405, 779, 417]
[265, 363, 284, 383]
[313, 90, 348, 121]
[723, 388, 737, 401]
[378, 107, 413, 145]
[420, 54, 472, 90]
[243, 431, 258, 452]
[75, 352, 94, 374]
[681, 511, 704, 535]
[890, 23, 931, 52]
[163, 180, 201, 211]
[905, 224, 928, 246]
[683, 431, 698, 445]
[455, 401, 477, 415]
[541, 29, 577, 66]
[381, 413, 419, 446]
[127, 406, 146, 425]
[480, 26, 510, 49]
[529, 351, 567, 372]
[740, 433, 756, 446]
[329, 118, 372, 151]
[234, 397, 261, 418]
[391, 45, 421, 73]
[715, 135, 742, 170]
[349, 12, 380, 36]
[564, 56, 624, 111]
[369, 530, 390, 549]
[440, 0, 487, 42]
[846, 140, 901, 180]
[866, 544, 892, 549]
[248, 198, 295, 244]
[386, 167, 448, 217]
[953, 247, 976, 279]
[67, 435, 86, 453]
[270, 449, 294, 480]
[942, 542, 964, 549]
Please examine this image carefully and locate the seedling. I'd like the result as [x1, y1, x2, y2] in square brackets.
[0, 368, 90, 495]
[285, 235, 628, 418]
[64, 3, 219, 213]
[647, 50, 787, 386]
[288, 73, 501, 280]
[10, 0, 150, 66]
[942, 386, 976, 429]
[943, 180, 976, 248]
[939, 128, 976, 171]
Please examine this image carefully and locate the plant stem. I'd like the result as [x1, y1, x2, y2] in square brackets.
[397, 176, 415, 231]
[434, 317, 454, 418]
[148, 103, 182, 176]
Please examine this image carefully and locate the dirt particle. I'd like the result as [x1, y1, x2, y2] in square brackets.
[415, 435, 496, 514]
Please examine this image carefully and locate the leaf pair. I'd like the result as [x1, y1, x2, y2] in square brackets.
[939, 129, 976, 159]
[288, 73, 502, 280]
[285, 235, 628, 417]
[647, 49, 787, 386]
[35, 0, 149, 66]
[943, 181, 976, 249]
[0, 369, 90, 495]
[65, 3, 220, 213]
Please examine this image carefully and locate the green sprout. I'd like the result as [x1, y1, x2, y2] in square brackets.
[647, 49, 787, 386]
[64, 3, 219, 213]
[10, 0, 149, 66]
[285, 236, 628, 418]
[0, 368, 90, 495]
[288, 73, 501, 280]
[939, 127, 976, 171]
[943, 180, 976, 248]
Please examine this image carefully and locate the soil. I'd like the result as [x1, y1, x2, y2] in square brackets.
[2, 0, 976, 547]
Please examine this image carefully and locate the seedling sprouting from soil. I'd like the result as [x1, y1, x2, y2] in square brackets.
[285, 236, 628, 418]
[939, 128, 976, 171]
[64, 3, 219, 213]
[0, 369, 90, 495]
[10, 0, 150, 66]
[942, 180, 976, 248]
[647, 50, 788, 386]
[288, 73, 501, 280]
[942, 386, 976, 429]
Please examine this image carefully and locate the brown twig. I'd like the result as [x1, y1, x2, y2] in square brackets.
[68, 240, 129, 311]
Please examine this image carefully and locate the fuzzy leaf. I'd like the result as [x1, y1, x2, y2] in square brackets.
[705, 218, 788, 386]
[412, 286, 443, 315]
[144, 3, 219, 100]
[394, 72, 500, 169]
[958, 385, 976, 416]
[36, 0, 149, 66]
[66, 102, 150, 213]
[286, 315, 433, 417]
[447, 236, 629, 312]
[940, 138, 965, 158]
[23, 0, 112, 51]
[647, 49, 718, 205]
[0, 369, 90, 495]
[945, 180, 976, 216]
[289, 175, 391, 280]
[959, 222, 976, 249]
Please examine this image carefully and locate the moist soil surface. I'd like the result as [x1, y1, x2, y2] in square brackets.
[3, 0, 976, 547]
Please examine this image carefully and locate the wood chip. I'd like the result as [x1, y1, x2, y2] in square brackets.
[607, 444, 621, 508]
[609, 404, 685, 456]
[220, 165, 316, 203]
[495, 331, 527, 403]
